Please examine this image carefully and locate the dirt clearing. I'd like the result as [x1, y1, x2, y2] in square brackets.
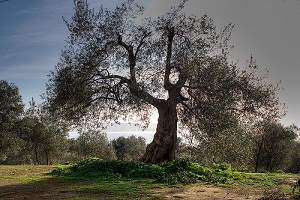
[156, 183, 264, 200]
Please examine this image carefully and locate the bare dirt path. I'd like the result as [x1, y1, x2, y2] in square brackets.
[155, 183, 264, 200]
[156, 178, 300, 200]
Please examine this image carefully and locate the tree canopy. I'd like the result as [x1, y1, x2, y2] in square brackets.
[112, 135, 146, 161]
[45, 0, 283, 163]
[253, 121, 298, 172]
[0, 80, 24, 161]
[0, 80, 23, 125]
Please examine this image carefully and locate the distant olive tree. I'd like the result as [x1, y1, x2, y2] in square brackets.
[290, 140, 300, 173]
[203, 127, 254, 169]
[178, 124, 254, 169]
[0, 80, 24, 162]
[70, 130, 116, 160]
[112, 135, 146, 161]
[253, 121, 297, 172]
[46, 0, 283, 163]
[14, 100, 69, 165]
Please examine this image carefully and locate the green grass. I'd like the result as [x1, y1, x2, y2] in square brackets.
[0, 164, 168, 199]
[0, 165, 56, 185]
[55, 176, 167, 200]
[76, 180, 146, 198]
[235, 172, 300, 188]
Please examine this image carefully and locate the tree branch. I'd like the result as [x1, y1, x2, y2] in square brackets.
[117, 34, 137, 88]
[116, 33, 162, 107]
[135, 31, 151, 59]
[164, 27, 175, 90]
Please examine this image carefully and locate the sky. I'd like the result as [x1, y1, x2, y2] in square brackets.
[1, 0, 300, 141]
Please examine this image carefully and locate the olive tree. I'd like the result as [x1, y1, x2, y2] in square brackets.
[15, 100, 69, 165]
[112, 135, 146, 161]
[46, 0, 283, 163]
[0, 80, 24, 162]
[253, 121, 297, 172]
[75, 129, 116, 160]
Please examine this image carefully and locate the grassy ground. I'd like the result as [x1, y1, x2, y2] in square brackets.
[0, 164, 299, 200]
[0, 165, 166, 200]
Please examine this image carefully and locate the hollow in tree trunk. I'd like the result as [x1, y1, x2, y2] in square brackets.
[140, 99, 178, 164]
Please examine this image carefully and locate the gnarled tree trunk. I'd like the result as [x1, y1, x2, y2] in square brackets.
[140, 98, 178, 163]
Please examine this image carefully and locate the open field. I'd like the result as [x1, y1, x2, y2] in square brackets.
[0, 165, 299, 200]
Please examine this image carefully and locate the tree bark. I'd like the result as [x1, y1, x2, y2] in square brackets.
[266, 155, 273, 171]
[34, 145, 40, 165]
[254, 138, 264, 172]
[44, 150, 49, 165]
[140, 98, 178, 164]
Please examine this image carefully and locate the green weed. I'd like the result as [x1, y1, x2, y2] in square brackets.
[50, 158, 241, 185]
[49, 157, 300, 187]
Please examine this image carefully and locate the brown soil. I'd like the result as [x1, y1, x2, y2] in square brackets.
[156, 178, 300, 200]
[155, 183, 264, 200]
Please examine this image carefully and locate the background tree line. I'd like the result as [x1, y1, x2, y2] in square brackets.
[0, 80, 146, 164]
[176, 120, 300, 173]
[0, 79, 299, 173]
